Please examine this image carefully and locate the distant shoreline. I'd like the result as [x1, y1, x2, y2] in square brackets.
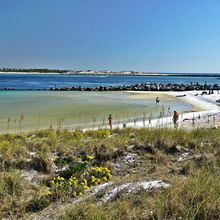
[0, 72, 62, 75]
[1, 71, 220, 77]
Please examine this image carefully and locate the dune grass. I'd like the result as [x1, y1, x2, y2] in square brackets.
[0, 128, 220, 219]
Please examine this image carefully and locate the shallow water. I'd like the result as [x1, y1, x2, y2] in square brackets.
[0, 91, 193, 132]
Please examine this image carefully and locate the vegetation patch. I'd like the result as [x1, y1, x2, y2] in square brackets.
[0, 128, 220, 219]
[26, 195, 51, 212]
[50, 156, 112, 201]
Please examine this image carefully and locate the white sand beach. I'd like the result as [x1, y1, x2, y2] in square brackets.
[108, 90, 220, 130]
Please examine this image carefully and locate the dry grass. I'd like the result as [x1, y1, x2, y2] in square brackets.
[0, 128, 220, 219]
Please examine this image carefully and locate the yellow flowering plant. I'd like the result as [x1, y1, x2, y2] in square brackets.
[50, 156, 112, 200]
[50, 176, 67, 201]
[86, 155, 94, 161]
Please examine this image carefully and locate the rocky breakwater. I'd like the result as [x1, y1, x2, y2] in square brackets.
[0, 88, 16, 90]
[49, 83, 220, 92]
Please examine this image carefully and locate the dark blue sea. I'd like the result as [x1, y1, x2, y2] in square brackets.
[0, 73, 219, 90]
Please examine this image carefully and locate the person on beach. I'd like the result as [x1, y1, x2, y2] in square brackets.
[108, 114, 112, 130]
[173, 110, 179, 128]
[156, 96, 160, 104]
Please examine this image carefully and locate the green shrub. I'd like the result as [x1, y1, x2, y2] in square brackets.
[35, 129, 52, 138]
[54, 156, 73, 168]
[31, 155, 52, 173]
[86, 129, 110, 139]
[72, 130, 84, 139]
[26, 196, 51, 212]
[60, 162, 89, 179]
[1, 133, 26, 142]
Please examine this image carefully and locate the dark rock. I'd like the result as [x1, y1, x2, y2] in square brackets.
[112, 149, 124, 159]
[166, 145, 182, 154]
[179, 166, 190, 175]
[43, 82, 220, 92]
[133, 144, 156, 154]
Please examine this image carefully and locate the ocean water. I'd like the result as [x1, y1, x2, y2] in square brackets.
[0, 90, 192, 132]
[0, 73, 219, 90]
[1, 73, 213, 132]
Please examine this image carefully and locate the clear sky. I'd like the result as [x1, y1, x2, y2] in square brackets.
[0, 0, 220, 73]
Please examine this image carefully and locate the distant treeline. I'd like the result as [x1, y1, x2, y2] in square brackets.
[0, 68, 68, 73]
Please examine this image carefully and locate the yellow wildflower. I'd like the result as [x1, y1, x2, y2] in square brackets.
[97, 167, 102, 173]
[103, 177, 108, 182]
[107, 174, 112, 180]
[86, 155, 94, 161]
[91, 176, 96, 182]
[83, 185, 89, 190]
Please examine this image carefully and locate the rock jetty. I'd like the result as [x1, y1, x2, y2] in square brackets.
[49, 83, 220, 92]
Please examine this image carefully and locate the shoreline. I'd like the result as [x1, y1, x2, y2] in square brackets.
[0, 90, 219, 133]
[107, 90, 220, 130]
[0, 72, 62, 75]
[1, 72, 220, 77]
[0, 91, 185, 134]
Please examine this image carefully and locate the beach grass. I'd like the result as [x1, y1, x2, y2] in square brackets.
[0, 127, 220, 219]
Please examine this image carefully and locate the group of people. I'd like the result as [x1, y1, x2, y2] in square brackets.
[107, 110, 179, 129]
[107, 96, 180, 129]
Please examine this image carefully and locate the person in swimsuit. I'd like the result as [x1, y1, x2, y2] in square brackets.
[173, 110, 179, 128]
[108, 114, 112, 130]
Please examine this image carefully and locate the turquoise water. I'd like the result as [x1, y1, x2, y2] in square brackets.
[0, 90, 192, 132]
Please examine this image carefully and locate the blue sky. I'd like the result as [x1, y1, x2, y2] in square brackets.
[0, 0, 220, 72]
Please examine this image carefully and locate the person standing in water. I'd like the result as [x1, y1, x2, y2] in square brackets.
[156, 96, 160, 104]
[108, 114, 112, 130]
[173, 110, 179, 128]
